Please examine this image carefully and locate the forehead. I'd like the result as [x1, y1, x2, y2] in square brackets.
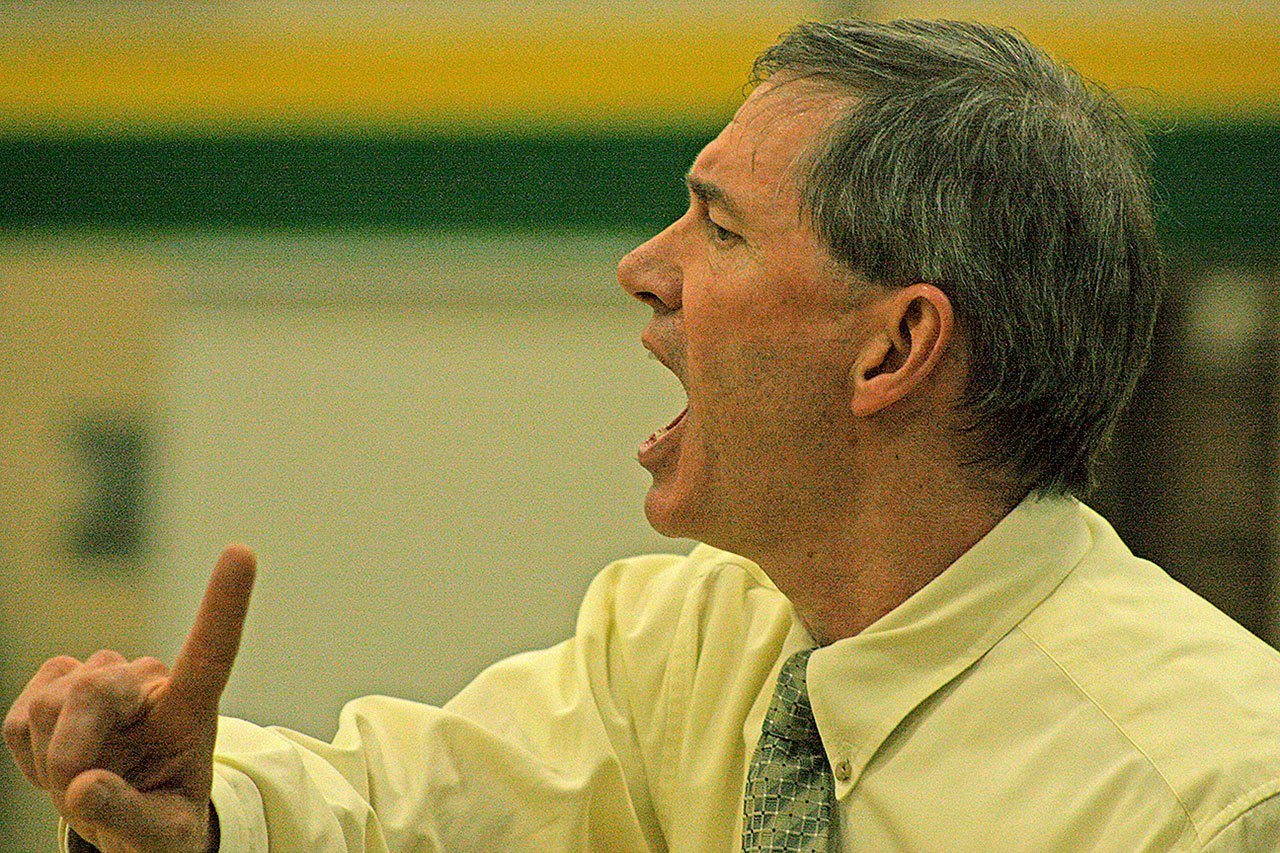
[691, 77, 851, 203]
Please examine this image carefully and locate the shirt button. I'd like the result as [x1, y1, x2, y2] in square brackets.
[834, 759, 852, 781]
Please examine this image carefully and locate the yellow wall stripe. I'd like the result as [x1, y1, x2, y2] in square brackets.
[1014, 17, 1280, 118]
[1, 13, 1277, 133]
[0, 24, 784, 133]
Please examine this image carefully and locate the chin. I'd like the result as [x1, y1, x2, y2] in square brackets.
[643, 482, 703, 542]
[643, 494, 686, 540]
[643, 480, 737, 551]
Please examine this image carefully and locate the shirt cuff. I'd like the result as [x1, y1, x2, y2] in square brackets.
[60, 822, 91, 853]
[211, 763, 269, 853]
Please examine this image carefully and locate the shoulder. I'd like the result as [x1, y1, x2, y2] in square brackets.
[1017, 503, 1280, 844]
[561, 544, 794, 765]
[575, 544, 793, 702]
[579, 543, 783, 637]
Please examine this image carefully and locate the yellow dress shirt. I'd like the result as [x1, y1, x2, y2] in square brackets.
[71, 496, 1280, 851]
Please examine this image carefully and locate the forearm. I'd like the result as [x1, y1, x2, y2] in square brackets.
[208, 672, 649, 851]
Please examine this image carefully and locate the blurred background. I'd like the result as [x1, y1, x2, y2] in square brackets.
[1, 0, 1277, 846]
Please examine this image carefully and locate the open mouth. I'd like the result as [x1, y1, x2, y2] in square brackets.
[638, 334, 687, 464]
[639, 404, 688, 462]
[647, 405, 687, 445]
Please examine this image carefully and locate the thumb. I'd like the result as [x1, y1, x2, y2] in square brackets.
[65, 768, 213, 852]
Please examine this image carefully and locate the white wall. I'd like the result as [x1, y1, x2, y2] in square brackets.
[152, 229, 692, 738]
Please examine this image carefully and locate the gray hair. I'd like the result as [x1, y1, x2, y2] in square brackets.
[753, 19, 1163, 496]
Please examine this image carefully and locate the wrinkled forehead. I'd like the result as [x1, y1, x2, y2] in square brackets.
[698, 76, 855, 191]
[736, 74, 854, 133]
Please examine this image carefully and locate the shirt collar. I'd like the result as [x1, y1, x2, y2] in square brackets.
[804, 494, 1093, 796]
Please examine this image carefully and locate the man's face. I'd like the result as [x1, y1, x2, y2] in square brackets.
[618, 78, 880, 557]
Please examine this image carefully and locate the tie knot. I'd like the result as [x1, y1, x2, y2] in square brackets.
[762, 648, 820, 743]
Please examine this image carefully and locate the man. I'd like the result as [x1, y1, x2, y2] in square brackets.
[8, 18, 1280, 852]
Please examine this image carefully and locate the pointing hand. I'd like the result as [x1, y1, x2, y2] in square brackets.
[4, 545, 256, 853]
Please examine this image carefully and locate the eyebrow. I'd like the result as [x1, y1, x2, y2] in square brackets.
[684, 172, 747, 225]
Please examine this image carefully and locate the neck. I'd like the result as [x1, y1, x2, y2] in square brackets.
[752, 472, 1021, 646]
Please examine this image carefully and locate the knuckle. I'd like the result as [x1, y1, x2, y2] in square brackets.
[3, 695, 25, 726]
[59, 668, 145, 720]
[26, 692, 61, 726]
[65, 768, 112, 816]
[68, 666, 126, 696]
[67, 669, 102, 692]
[86, 649, 125, 668]
[132, 656, 168, 676]
[2, 709, 28, 747]
[39, 655, 80, 677]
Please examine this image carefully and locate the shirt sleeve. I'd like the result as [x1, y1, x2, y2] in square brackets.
[208, 553, 689, 852]
[1201, 786, 1280, 852]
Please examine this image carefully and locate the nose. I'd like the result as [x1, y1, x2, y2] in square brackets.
[617, 226, 682, 315]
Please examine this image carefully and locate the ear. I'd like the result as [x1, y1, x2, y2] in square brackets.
[850, 283, 955, 417]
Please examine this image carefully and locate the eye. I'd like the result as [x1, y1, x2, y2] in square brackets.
[707, 217, 741, 246]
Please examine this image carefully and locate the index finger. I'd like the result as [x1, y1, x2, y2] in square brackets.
[167, 544, 257, 711]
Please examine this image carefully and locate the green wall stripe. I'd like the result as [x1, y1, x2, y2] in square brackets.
[1149, 123, 1280, 263]
[0, 132, 716, 233]
[1, 125, 1276, 262]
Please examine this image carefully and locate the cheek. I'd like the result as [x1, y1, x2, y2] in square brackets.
[680, 277, 781, 368]
[680, 268, 861, 409]
[697, 338, 859, 453]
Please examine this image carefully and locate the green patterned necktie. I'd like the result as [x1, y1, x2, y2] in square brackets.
[742, 648, 835, 852]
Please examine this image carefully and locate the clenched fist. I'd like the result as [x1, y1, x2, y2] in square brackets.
[4, 545, 256, 853]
